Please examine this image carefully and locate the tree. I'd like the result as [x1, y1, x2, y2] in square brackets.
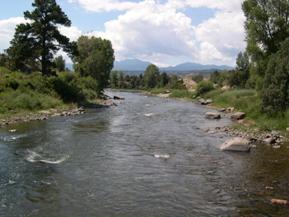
[74, 36, 114, 94]
[54, 56, 65, 72]
[110, 71, 119, 88]
[159, 72, 170, 87]
[168, 75, 185, 89]
[7, 0, 75, 75]
[242, 0, 289, 77]
[227, 52, 250, 88]
[261, 38, 289, 114]
[143, 64, 160, 88]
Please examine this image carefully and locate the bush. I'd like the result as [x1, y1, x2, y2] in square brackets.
[196, 80, 214, 96]
[0, 89, 62, 113]
[48, 73, 85, 103]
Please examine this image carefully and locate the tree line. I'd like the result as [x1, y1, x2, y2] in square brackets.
[110, 64, 185, 90]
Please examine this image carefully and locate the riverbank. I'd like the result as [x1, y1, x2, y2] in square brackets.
[146, 88, 289, 144]
[0, 98, 118, 127]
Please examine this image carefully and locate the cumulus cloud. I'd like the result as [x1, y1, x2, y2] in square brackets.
[68, 0, 245, 66]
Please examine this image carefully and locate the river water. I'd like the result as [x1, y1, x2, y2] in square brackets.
[0, 91, 289, 217]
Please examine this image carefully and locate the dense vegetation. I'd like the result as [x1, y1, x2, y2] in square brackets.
[0, 0, 114, 117]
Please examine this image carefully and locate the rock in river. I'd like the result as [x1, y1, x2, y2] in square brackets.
[205, 112, 221, 120]
[220, 137, 251, 152]
[231, 112, 246, 121]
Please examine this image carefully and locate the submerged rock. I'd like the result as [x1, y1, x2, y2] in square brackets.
[220, 137, 251, 152]
[205, 112, 221, 120]
[154, 154, 170, 159]
[113, 96, 125, 100]
[231, 112, 246, 121]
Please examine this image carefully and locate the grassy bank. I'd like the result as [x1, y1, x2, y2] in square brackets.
[0, 67, 100, 120]
[203, 89, 289, 131]
[149, 87, 289, 133]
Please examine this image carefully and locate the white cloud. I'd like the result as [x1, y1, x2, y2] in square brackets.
[71, 0, 246, 66]
[68, 0, 138, 12]
[0, 17, 25, 52]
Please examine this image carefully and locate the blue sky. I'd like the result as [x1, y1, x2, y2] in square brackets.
[0, 0, 245, 66]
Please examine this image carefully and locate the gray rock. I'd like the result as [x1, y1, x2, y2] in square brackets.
[226, 107, 235, 112]
[263, 137, 276, 145]
[205, 112, 221, 120]
[221, 137, 251, 152]
[206, 99, 213, 104]
[231, 112, 246, 121]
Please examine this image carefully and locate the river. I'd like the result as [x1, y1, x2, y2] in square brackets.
[0, 91, 289, 217]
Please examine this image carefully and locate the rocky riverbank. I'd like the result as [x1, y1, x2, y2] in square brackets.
[0, 107, 85, 127]
[198, 99, 289, 146]
[0, 98, 120, 127]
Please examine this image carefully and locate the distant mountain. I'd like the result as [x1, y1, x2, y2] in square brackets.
[113, 59, 151, 71]
[113, 59, 233, 73]
[161, 62, 233, 72]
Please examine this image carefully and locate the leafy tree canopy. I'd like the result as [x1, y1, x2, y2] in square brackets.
[243, 0, 289, 75]
[74, 36, 115, 94]
[144, 64, 160, 88]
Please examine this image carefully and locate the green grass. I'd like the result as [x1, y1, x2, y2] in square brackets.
[149, 88, 196, 99]
[204, 89, 289, 131]
[170, 89, 196, 99]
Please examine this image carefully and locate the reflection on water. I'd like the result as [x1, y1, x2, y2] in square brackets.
[0, 91, 288, 217]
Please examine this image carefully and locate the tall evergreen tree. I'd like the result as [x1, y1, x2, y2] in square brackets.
[7, 0, 75, 75]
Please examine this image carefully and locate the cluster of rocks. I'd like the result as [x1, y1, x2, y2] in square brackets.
[200, 101, 288, 151]
[205, 109, 246, 122]
[0, 107, 85, 127]
[215, 126, 288, 147]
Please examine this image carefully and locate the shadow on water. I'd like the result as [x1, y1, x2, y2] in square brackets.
[0, 91, 289, 217]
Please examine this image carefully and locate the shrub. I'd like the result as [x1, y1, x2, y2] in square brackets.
[48, 74, 85, 103]
[196, 80, 214, 96]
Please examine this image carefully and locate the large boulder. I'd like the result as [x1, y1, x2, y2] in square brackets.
[220, 137, 251, 152]
[205, 112, 221, 120]
[231, 112, 246, 121]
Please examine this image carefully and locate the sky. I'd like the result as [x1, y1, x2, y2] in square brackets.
[0, 0, 246, 66]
